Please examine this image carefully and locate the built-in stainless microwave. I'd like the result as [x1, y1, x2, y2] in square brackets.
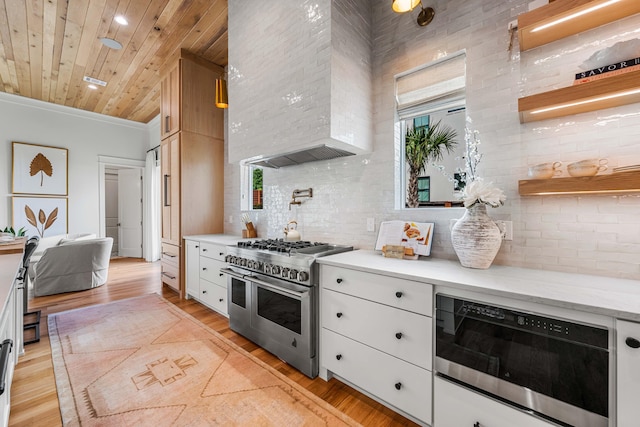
[435, 294, 610, 427]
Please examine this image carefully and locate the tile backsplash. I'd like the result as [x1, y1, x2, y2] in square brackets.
[225, 0, 640, 280]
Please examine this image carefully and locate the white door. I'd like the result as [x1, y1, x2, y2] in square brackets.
[118, 168, 143, 258]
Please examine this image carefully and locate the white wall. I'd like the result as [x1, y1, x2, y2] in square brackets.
[224, 0, 640, 280]
[0, 93, 149, 236]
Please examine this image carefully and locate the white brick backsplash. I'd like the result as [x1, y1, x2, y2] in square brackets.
[224, 0, 640, 280]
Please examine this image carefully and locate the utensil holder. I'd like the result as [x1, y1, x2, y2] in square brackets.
[242, 222, 258, 238]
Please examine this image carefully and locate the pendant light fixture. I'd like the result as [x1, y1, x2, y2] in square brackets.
[215, 78, 228, 109]
[392, 0, 435, 27]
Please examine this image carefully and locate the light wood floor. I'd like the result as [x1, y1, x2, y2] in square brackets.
[9, 258, 419, 426]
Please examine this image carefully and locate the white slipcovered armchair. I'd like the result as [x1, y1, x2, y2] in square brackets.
[29, 234, 113, 297]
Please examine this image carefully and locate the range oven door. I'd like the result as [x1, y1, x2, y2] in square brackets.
[248, 274, 316, 377]
[435, 294, 609, 427]
[223, 267, 252, 339]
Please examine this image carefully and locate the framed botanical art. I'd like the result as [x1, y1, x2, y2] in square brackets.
[12, 142, 68, 195]
[12, 196, 68, 238]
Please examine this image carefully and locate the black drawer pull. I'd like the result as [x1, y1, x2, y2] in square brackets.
[202, 267, 207, 271]
[195, 245, 199, 248]
[219, 252, 224, 256]
[219, 273, 224, 277]
[626, 337, 640, 348]
[162, 252, 176, 258]
[0, 339, 13, 396]
[336, 312, 343, 318]
[202, 290, 207, 294]
[219, 298, 224, 302]
[394, 382, 402, 390]
[203, 248, 208, 252]
[395, 332, 403, 339]
[474, 423, 480, 427]
[395, 291, 403, 298]
[161, 272, 176, 280]
[336, 354, 342, 360]
[336, 278, 343, 284]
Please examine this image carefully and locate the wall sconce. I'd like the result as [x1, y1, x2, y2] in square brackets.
[215, 78, 228, 109]
[392, 0, 435, 27]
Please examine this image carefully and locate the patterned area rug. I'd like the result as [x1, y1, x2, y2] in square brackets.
[48, 294, 360, 426]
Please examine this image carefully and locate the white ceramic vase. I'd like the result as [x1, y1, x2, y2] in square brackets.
[451, 203, 502, 269]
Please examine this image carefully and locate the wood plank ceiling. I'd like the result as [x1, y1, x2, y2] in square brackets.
[0, 0, 228, 123]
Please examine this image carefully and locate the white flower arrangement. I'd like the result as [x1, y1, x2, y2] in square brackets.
[430, 124, 507, 208]
[461, 178, 506, 208]
[457, 127, 506, 209]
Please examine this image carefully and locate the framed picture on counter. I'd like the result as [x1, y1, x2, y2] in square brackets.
[12, 196, 68, 238]
[12, 142, 68, 196]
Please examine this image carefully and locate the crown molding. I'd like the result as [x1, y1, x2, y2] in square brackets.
[0, 91, 152, 130]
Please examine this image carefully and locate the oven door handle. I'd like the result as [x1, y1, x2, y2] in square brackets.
[247, 276, 307, 299]
[221, 268, 246, 280]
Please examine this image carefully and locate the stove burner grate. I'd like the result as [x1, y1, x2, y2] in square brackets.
[238, 239, 328, 254]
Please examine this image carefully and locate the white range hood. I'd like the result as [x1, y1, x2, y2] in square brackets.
[227, 0, 372, 166]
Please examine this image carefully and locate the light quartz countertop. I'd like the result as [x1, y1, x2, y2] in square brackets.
[183, 234, 246, 246]
[317, 250, 640, 322]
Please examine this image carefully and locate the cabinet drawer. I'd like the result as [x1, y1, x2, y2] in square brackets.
[321, 265, 432, 315]
[322, 329, 432, 424]
[161, 243, 180, 266]
[322, 289, 431, 369]
[434, 376, 555, 427]
[199, 257, 227, 287]
[200, 279, 228, 316]
[200, 242, 226, 261]
[161, 261, 179, 291]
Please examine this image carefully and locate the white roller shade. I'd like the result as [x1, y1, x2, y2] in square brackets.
[396, 52, 466, 119]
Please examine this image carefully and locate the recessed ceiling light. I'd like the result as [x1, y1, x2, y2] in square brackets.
[114, 15, 128, 25]
[100, 37, 122, 50]
[88, 84, 98, 90]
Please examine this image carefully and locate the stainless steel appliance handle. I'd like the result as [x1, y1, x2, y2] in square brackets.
[220, 268, 246, 280]
[248, 276, 307, 299]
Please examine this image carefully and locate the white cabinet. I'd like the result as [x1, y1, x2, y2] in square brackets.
[184, 239, 228, 317]
[319, 265, 433, 425]
[434, 376, 556, 427]
[185, 240, 200, 298]
[616, 319, 640, 427]
[0, 255, 21, 427]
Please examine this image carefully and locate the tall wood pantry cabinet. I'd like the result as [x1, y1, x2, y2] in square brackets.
[160, 50, 225, 298]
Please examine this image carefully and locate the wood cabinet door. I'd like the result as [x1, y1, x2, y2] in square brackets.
[160, 64, 180, 139]
[161, 135, 181, 245]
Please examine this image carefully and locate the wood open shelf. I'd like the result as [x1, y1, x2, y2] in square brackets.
[518, 0, 640, 51]
[519, 170, 640, 195]
[517, 69, 640, 123]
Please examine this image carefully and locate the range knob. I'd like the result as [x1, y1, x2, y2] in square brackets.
[297, 271, 309, 282]
[225, 255, 232, 263]
[281, 268, 290, 278]
[264, 264, 272, 274]
[289, 269, 298, 280]
[271, 265, 281, 275]
[239, 258, 247, 267]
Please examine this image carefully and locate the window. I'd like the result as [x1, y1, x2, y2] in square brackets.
[418, 176, 430, 203]
[240, 163, 264, 211]
[395, 51, 467, 208]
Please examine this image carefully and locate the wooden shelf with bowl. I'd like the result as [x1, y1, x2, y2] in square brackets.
[519, 170, 640, 195]
[518, 0, 640, 51]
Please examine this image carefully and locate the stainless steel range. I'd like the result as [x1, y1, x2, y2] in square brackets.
[222, 239, 353, 378]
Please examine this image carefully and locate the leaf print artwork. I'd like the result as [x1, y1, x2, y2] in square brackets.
[30, 153, 54, 186]
[25, 204, 59, 237]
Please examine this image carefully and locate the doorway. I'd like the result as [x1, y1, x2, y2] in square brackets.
[98, 156, 145, 258]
